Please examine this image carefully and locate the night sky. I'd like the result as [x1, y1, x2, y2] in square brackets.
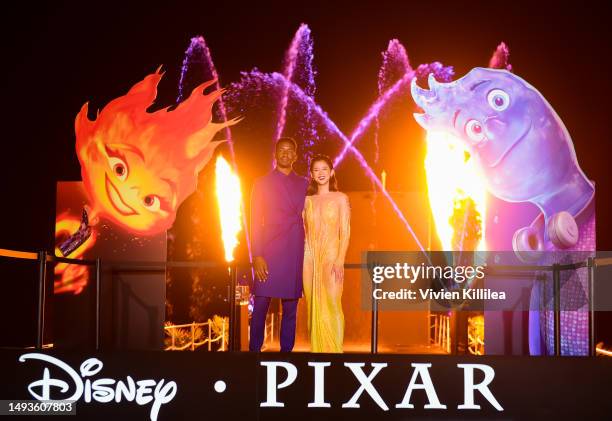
[1, 1, 610, 343]
[1, 0, 610, 250]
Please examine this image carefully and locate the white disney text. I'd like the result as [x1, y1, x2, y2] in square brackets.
[18, 353, 177, 421]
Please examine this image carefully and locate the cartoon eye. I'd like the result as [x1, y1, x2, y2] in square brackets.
[108, 157, 128, 181]
[143, 195, 161, 212]
[465, 119, 486, 143]
[487, 89, 510, 111]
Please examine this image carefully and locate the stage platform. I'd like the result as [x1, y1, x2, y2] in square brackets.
[0, 349, 610, 420]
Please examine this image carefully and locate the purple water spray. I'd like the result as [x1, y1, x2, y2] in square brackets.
[178, 36, 254, 275]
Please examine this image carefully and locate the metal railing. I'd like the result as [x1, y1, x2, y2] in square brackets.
[485, 258, 597, 356]
[429, 313, 452, 353]
[0, 248, 99, 350]
[1, 248, 610, 356]
[164, 320, 227, 351]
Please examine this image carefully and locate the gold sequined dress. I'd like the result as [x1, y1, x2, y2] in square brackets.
[303, 192, 350, 353]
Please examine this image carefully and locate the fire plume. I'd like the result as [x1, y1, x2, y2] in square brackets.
[215, 156, 243, 262]
[424, 131, 486, 251]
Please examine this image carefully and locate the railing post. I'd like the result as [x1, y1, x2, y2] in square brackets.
[552, 264, 561, 356]
[208, 321, 212, 351]
[95, 257, 102, 351]
[446, 316, 451, 353]
[441, 315, 446, 352]
[228, 265, 237, 352]
[221, 317, 226, 351]
[587, 257, 596, 356]
[36, 250, 47, 349]
[191, 322, 195, 351]
[371, 274, 378, 354]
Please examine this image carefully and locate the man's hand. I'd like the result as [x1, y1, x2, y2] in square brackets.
[254, 256, 269, 282]
[332, 261, 344, 283]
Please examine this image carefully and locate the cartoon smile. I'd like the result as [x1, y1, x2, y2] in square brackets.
[487, 120, 532, 168]
[105, 173, 138, 216]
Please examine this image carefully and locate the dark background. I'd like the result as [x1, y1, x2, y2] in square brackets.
[0, 0, 610, 345]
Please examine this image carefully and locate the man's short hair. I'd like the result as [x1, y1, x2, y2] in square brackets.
[275, 137, 298, 151]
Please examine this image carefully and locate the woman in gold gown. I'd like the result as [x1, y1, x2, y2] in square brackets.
[303, 155, 350, 353]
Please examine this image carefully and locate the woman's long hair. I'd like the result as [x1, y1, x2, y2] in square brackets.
[306, 154, 339, 196]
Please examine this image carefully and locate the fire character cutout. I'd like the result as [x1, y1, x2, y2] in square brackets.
[54, 211, 96, 294]
[75, 68, 239, 236]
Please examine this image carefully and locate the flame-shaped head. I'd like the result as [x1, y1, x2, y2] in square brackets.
[75, 69, 239, 235]
[411, 67, 582, 203]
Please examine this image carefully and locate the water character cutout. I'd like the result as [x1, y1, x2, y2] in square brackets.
[411, 68, 594, 260]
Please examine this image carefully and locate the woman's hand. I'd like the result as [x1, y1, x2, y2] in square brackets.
[332, 261, 344, 283]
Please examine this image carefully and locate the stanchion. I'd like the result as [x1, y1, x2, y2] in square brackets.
[95, 257, 102, 351]
[371, 275, 378, 354]
[228, 265, 237, 352]
[36, 250, 47, 349]
[587, 257, 595, 356]
[552, 264, 561, 356]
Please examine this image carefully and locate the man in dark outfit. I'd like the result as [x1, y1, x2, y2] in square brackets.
[249, 138, 308, 352]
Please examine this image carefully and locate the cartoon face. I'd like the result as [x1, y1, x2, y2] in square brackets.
[411, 68, 578, 203]
[76, 70, 239, 235]
[80, 136, 180, 234]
